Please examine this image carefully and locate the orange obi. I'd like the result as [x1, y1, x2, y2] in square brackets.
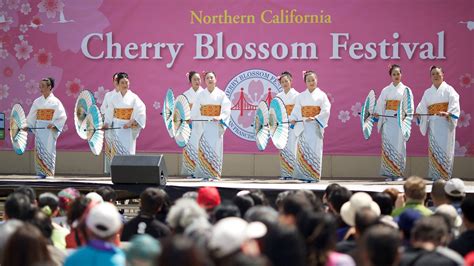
[114, 108, 133, 120]
[36, 109, 55, 120]
[301, 106, 321, 118]
[428, 102, 448, 115]
[200, 105, 221, 116]
[385, 100, 400, 111]
[285, 104, 295, 115]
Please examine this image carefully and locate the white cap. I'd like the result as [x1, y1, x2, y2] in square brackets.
[340, 192, 381, 226]
[86, 202, 122, 238]
[208, 217, 267, 258]
[435, 204, 462, 227]
[444, 178, 466, 197]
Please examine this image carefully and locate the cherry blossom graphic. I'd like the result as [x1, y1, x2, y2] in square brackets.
[94, 86, 106, 104]
[153, 101, 161, 110]
[0, 84, 9, 100]
[34, 48, 52, 66]
[0, 48, 8, 59]
[338, 110, 350, 123]
[351, 102, 361, 117]
[3, 66, 13, 77]
[327, 92, 335, 103]
[454, 141, 469, 157]
[18, 73, 25, 82]
[6, 0, 20, 10]
[20, 3, 32, 15]
[38, 0, 110, 53]
[25, 79, 39, 95]
[65, 78, 84, 97]
[10, 97, 23, 107]
[30, 16, 43, 28]
[14, 40, 33, 60]
[25, 98, 32, 106]
[0, 11, 14, 32]
[19, 24, 28, 33]
[459, 73, 473, 88]
[38, 0, 65, 19]
[457, 110, 471, 128]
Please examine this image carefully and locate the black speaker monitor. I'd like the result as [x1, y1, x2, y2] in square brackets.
[111, 155, 167, 186]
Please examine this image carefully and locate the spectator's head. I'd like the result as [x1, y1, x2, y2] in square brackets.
[323, 183, 341, 204]
[197, 187, 221, 212]
[295, 190, 323, 212]
[86, 202, 122, 241]
[404, 176, 426, 203]
[158, 236, 208, 266]
[67, 196, 91, 226]
[461, 197, 474, 229]
[327, 186, 352, 214]
[435, 204, 462, 229]
[85, 192, 104, 204]
[213, 202, 241, 223]
[244, 206, 279, 226]
[95, 186, 117, 203]
[1, 224, 52, 266]
[397, 209, 423, 242]
[4, 192, 33, 221]
[167, 198, 208, 234]
[279, 194, 312, 226]
[125, 234, 161, 266]
[261, 224, 306, 266]
[38, 192, 60, 217]
[14, 186, 36, 206]
[361, 225, 401, 266]
[140, 187, 167, 216]
[383, 187, 400, 206]
[247, 189, 268, 206]
[182, 191, 198, 200]
[373, 192, 394, 216]
[340, 192, 380, 227]
[298, 212, 337, 265]
[444, 178, 466, 203]
[0, 220, 23, 262]
[275, 191, 294, 211]
[233, 193, 254, 217]
[431, 179, 447, 207]
[29, 210, 54, 240]
[58, 187, 80, 213]
[355, 206, 380, 237]
[411, 215, 448, 248]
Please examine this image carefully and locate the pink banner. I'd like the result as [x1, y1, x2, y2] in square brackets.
[0, 0, 472, 156]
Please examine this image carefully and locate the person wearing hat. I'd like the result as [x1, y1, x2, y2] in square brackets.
[391, 176, 433, 217]
[24, 77, 67, 178]
[65, 202, 125, 266]
[197, 186, 221, 214]
[124, 234, 161, 266]
[449, 197, 474, 257]
[444, 178, 466, 214]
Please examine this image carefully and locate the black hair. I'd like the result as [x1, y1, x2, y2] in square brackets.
[213, 201, 241, 222]
[362, 225, 401, 266]
[261, 224, 306, 266]
[461, 197, 474, 223]
[95, 186, 117, 203]
[188, 71, 199, 83]
[5, 192, 33, 220]
[140, 187, 167, 215]
[116, 72, 129, 83]
[373, 192, 394, 216]
[430, 65, 444, 74]
[303, 70, 317, 82]
[327, 186, 352, 214]
[411, 216, 448, 245]
[233, 194, 254, 217]
[204, 71, 216, 79]
[38, 192, 59, 213]
[278, 71, 293, 82]
[41, 77, 55, 89]
[14, 186, 36, 204]
[389, 64, 401, 76]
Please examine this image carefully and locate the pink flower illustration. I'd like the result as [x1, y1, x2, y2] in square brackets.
[20, 3, 32, 15]
[153, 101, 161, 110]
[19, 24, 28, 33]
[457, 110, 471, 128]
[31, 16, 43, 28]
[0, 84, 10, 100]
[65, 78, 84, 97]
[338, 110, 350, 123]
[0, 48, 8, 59]
[6, 0, 20, 10]
[10, 97, 23, 107]
[454, 141, 468, 157]
[459, 73, 473, 88]
[3, 66, 13, 78]
[94, 86, 106, 104]
[14, 40, 33, 60]
[25, 98, 32, 106]
[327, 92, 335, 103]
[38, 0, 65, 19]
[18, 73, 25, 82]
[351, 102, 361, 117]
[0, 11, 13, 32]
[25, 79, 39, 95]
[38, 0, 110, 53]
[34, 48, 52, 66]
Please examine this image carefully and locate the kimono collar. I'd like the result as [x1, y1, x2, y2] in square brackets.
[284, 88, 294, 94]
[191, 86, 203, 92]
[42, 92, 54, 101]
[433, 81, 447, 90]
[308, 87, 319, 94]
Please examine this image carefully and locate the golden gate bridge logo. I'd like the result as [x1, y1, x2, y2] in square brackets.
[224, 69, 282, 141]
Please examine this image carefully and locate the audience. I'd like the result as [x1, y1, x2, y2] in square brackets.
[392, 176, 433, 217]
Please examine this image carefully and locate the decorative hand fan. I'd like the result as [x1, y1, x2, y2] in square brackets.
[398, 87, 413, 140]
[173, 95, 192, 148]
[162, 88, 175, 138]
[360, 90, 376, 140]
[269, 97, 289, 150]
[74, 90, 96, 140]
[84, 105, 104, 155]
[254, 101, 270, 151]
[10, 104, 28, 155]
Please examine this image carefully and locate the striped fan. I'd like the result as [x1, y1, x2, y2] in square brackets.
[85, 105, 104, 155]
[361, 90, 376, 140]
[10, 104, 28, 155]
[162, 88, 175, 138]
[173, 95, 191, 148]
[398, 87, 413, 140]
[269, 97, 289, 150]
[254, 101, 270, 151]
[74, 90, 96, 140]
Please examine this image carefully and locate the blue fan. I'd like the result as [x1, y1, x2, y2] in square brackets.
[74, 90, 96, 140]
[85, 105, 104, 155]
[254, 101, 270, 151]
[269, 97, 289, 150]
[398, 87, 413, 140]
[173, 95, 191, 148]
[162, 88, 175, 138]
[360, 90, 376, 140]
[9, 104, 28, 155]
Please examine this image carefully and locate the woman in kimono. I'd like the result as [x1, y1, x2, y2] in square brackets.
[190, 71, 231, 181]
[374, 64, 414, 181]
[104, 72, 146, 156]
[275, 71, 299, 180]
[290, 71, 331, 183]
[25, 77, 67, 178]
[100, 72, 119, 174]
[416, 66, 460, 180]
[182, 71, 204, 178]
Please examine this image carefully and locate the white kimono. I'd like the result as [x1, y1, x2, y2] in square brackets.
[375, 82, 413, 178]
[100, 89, 118, 173]
[190, 87, 231, 179]
[26, 93, 67, 177]
[416, 81, 460, 180]
[290, 88, 331, 182]
[275, 88, 299, 178]
[105, 90, 146, 156]
[181, 86, 204, 176]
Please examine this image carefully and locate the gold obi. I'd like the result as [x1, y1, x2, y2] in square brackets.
[114, 108, 133, 120]
[385, 100, 400, 111]
[200, 105, 221, 116]
[301, 106, 321, 118]
[428, 102, 448, 115]
[285, 104, 295, 115]
[36, 109, 55, 120]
